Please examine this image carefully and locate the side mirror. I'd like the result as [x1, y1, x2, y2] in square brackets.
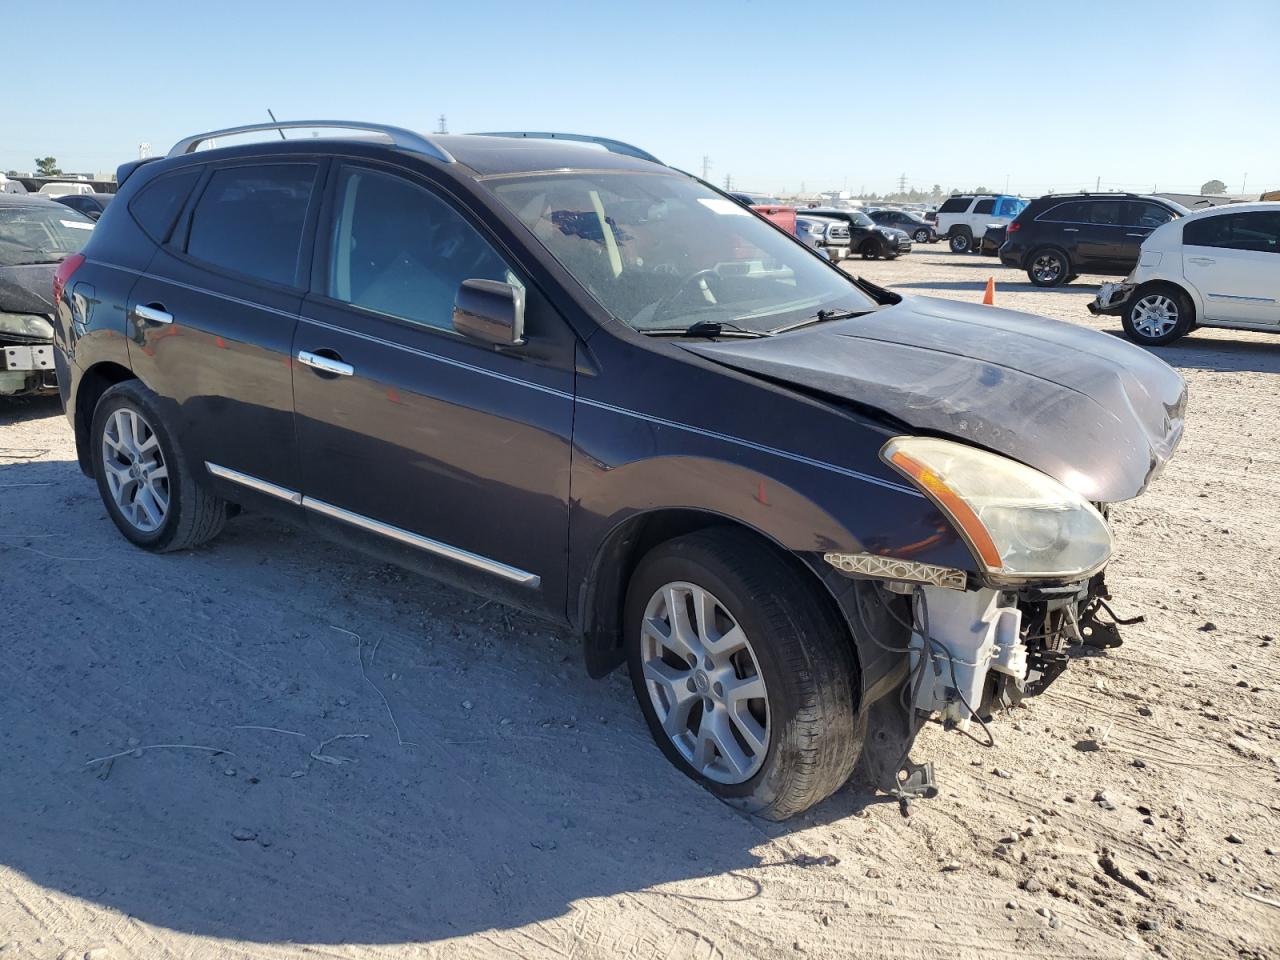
[453, 279, 525, 347]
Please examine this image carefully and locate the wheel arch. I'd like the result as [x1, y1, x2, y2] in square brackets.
[576, 507, 875, 700]
[73, 361, 136, 476]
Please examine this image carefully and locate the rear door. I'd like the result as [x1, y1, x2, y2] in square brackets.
[125, 159, 321, 509]
[969, 197, 995, 237]
[1183, 211, 1280, 324]
[293, 161, 577, 615]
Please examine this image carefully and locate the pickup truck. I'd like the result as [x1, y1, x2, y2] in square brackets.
[729, 192, 797, 235]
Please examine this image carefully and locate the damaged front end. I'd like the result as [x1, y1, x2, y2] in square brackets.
[826, 436, 1156, 805]
[0, 312, 57, 397]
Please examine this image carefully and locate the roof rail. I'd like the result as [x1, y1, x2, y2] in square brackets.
[167, 120, 455, 163]
[469, 131, 662, 166]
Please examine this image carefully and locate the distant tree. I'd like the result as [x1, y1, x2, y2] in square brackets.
[1200, 179, 1227, 195]
[35, 157, 62, 177]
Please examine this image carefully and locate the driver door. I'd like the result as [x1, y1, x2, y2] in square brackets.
[292, 163, 577, 614]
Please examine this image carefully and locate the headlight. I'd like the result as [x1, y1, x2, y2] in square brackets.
[0, 312, 54, 340]
[882, 436, 1112, 583]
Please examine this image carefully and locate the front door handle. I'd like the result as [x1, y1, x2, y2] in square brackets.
[297, 350, 354, 377]
[1188, 256, 1216, 265]
[1125, 232, 1148, 237]
[1062, 228, 1079, 232]
[131, 303, 173, 325]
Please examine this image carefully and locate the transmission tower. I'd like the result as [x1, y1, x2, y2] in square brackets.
[701, 155, 712, 179]
[897, 173, 908, 194]
[436, 114, 449, 134]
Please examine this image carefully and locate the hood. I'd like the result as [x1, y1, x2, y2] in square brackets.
[684, 296, 1186, 503]
[877, 227, 908, 239]
[0, 263, 57, 316]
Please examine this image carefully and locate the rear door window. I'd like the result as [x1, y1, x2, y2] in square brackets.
[1085, 201, 1123, 225]
[1186, 212, 1280, 253]
[973, 198, 995, 215]
[129, 168, 202, 243]
[185, 163, 317, 286]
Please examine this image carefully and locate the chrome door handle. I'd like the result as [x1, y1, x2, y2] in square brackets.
[1188, 256, 1215, 265]
[1126, 232, 1147, 237]
[131, 303, 173, 325]
[297, 350, 354, 376]
[1062, 228, 1079, 232]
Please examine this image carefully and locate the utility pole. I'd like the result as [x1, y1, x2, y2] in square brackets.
[723, 173, 732, 191]
[436, 114, 448, 134]
[1095, 175, 1101, 192]
[1004, 173, 1010, 193]
[701, 155, 712, 180]
[1242, 172, 1248, 195]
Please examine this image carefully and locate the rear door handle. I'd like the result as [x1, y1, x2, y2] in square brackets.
[131, 303, 173, 325]
[297, 350, 354, 377]
[1188, 256, 1216, 265]
[1062, 228, 1079, 232]
[1126, 232, 1148, 237]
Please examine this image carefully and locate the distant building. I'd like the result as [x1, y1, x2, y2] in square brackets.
[1155, 192, 1244, 209]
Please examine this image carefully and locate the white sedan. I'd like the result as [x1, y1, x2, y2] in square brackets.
[1089, 202, 1280, 345]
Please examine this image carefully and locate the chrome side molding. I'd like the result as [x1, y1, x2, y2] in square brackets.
[202, 463, 539, 588]
[205, 462, 302, 505]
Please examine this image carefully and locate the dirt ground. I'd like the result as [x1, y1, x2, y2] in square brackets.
[2, 248, 1278, 960]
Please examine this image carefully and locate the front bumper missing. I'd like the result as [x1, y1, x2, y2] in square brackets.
[1088, 282, 1135, 316]
[2, 344, 54, 373]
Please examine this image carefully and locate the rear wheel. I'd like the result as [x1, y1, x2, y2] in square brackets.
[91, 381, 229, 551]
[913, 228, 930, 243]
[949, 228, 972, 253]
[1121, 284, 1194, 346]
[626, 529, 860, 820]
[1027, 247, 1070, 287]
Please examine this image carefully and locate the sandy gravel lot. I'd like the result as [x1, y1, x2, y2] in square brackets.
[1, 248, 1277, 960]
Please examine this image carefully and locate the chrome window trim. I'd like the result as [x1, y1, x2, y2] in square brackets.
[204, 461, 302, 505]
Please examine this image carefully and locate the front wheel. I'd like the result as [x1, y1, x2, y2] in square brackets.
[626, 529, 860, 820]
[859, 240, 879, 260]
[91, 380, 229, 551]
[1121, 285, 1194, 346]
[913, 228, 930, 243]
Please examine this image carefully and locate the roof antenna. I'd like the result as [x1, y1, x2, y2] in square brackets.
[266, 108, 287, 140]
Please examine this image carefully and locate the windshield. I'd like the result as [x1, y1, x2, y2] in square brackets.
[487, 172, 873, 333]
[0, 204, 94, 266]
[851, 211, 874, 227]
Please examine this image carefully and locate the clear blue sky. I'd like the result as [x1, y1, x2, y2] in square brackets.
[5, 0, 1277, 196]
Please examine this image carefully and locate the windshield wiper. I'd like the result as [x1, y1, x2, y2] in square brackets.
[643, 319, 772, 339]
[770, 307, 871, 335]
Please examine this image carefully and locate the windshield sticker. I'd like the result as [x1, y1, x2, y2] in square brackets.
[698, 198, 750, 216]
[60, 220, 95, 230]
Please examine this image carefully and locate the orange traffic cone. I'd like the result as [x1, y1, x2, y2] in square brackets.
[982, 277, 996, 305]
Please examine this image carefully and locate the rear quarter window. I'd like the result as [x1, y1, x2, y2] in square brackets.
[128, 168, 202, 243]
[939, 197, 971, 213]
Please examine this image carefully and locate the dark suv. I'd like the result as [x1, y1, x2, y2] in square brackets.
[1000, 193, 1188, 287]
[53, 121, 1185, 819]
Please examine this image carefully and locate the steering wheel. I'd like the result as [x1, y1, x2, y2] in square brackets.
[652, 269, 723, 325]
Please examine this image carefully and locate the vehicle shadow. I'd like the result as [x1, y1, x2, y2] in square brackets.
[1100, 329, 1280, 374]
[890, 280, 1096, 294]
[0, 392, 61, 427]
[0, 455, 885, 948]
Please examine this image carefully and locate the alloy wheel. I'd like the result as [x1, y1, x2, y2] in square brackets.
[101, 408, 169, 532]
[914, 229, 929, 243]
[1031, 253, 1064, 284]
[639, 581, 770, 784]
[1132, 294, 1179, 339]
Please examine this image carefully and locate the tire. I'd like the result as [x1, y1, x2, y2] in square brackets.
[91, 380, 229, 552]
[859, 240, 879, 260]
[948, 229, 972, 253]
[912, 228, 930, 243]
[1026, 247, 1071, 287]
[625, 528, 860, 820]
[1121, 283, 1194, 346]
